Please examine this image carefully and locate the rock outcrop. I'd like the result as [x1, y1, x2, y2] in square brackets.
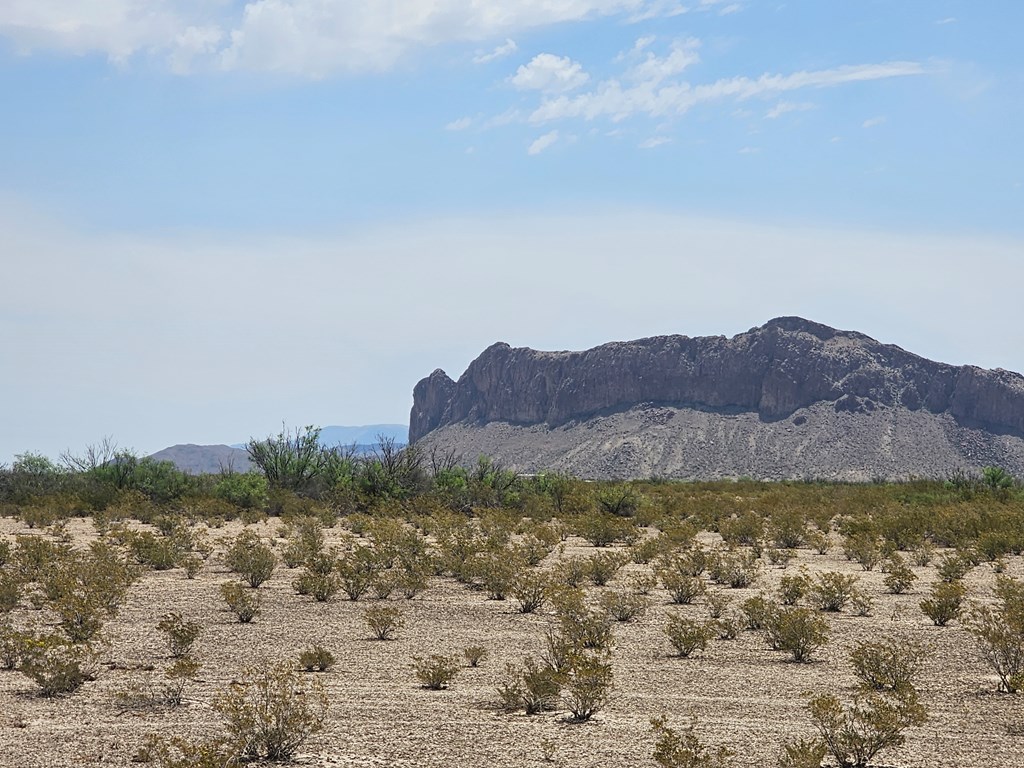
[409, 317, 1024, 480]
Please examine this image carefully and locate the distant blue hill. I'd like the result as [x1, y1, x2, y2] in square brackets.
[230, 424, 408, 450]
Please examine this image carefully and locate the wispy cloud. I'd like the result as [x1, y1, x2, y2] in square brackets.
[528, 130, 560, 155]
[474, 38, 518, 64]
[526, 56, 929, 124]
[765, 100, 815, 119]
[510, 53, 590, 93]
[445, 117, 472, 131]
[639, 136, 672, 149]
[862, 116, 887, 128]
[934, 17, 957, 25]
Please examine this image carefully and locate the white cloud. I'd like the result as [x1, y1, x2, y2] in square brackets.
[738, 146, 759, 154]
[528, 59, 928, 123]
[765, 100, 814, 119]
[625, 37, 700, 84]
[445, 117, 472, 131]
[510, 53, 590, 93]
[474, 38, 517, 64]
[639, 136, 671, 149]
[863, 116, 887, 128]
[528, 130, 560, 155]
[934, 17, 957, 25]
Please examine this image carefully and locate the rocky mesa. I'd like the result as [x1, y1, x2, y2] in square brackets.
[409, 317, 1024, 480]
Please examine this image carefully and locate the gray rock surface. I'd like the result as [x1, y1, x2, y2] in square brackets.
[410, 317, 1024, 480]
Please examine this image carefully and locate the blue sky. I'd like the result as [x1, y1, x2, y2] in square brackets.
[2, 1, 1023, 462]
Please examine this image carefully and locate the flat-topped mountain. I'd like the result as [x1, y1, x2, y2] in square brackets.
[410, 317, 1024, 480]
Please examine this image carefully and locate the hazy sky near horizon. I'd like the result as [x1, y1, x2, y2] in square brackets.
[2, 1, 1023, 464]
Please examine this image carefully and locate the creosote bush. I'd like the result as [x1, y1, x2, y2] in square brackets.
[298, 645, 335, 672]
[413, 654, 460, 690]
[157, 612, 201, 658]
[811, 572, 859, 612]
[920, 580, 966, 626]
[224, 530, 276, 588]
[220, 582, 261, 623]
[965, 575, 1024, 692]
[364, 605, 405, 640]
[18, 632, 99, 696]
[464, 646, 487, 667]
[849, 637, 930, 693]
[651, 715, 733, 768]
[808, 689, 927, 768]
[764, 606, 829, 662]
[665, 614, 716, 658]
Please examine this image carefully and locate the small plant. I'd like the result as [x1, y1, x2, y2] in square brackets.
[844, 533, 881, 571]
[464, 646, 488, 667]
[364, 605, 405, 640]
[811, 572, 859, 612]
[413, 654, 460, 689]
[777, 571, 810, 606]
[919, 580, 966, 626]
[214, 661, 329, 761]
[882, 555, 917, 594]
[561, 651, 613, 722]
[777, 737, 827, 768]
[498, 657, 561, 714]
[511, 570, 549, 614]
[807, 689, 927, 768]
[220, 581, 261, 623]
[764, 606, 829, 663]
[911, 540, 935, 566]
[19, 633, 98, 697]
[298, 645, 335, 672]
[651, 715, 733, 768]
[600, 589, 649, 622]
[936, 552, 971, 583]
[966, 600, 1024, 692]
[665, 614, 715, 658]
[157, 612, 201, 658]
[740, 594, 778, 631]
[660, 570, 706, 605]
[849, 638, 930, 693]
[587, 551, 627, 586]
[850, 590, 874, 617]
[706, 590, 733, 619]
[224, 530, 276, 588]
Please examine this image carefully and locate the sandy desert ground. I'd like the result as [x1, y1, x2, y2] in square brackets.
[1, 515, 1021, 768]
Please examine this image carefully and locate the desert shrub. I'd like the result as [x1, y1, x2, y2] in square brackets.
[764, 606, 829, 662]
[718, 510, 763, 548]
[811, 572, 859, 612]
[157, 612, 201, 658]
[364, 605, 404, 640]
[125, 530, 183, 570]
[850, 590, 874, 617]
[0, 572, 22, 613]
[561, 651, 613, 721]
[335, 546, 381, 601]
[552, 589, 614, 652]
[280, 516, 325, 568]
[665, 615, 715, 658]
[849, 638, 930, 693]
[413, 654, 460, 689]
[19, 633, 98, 696]
[843, 533, 881, 571]
[398, 566, 429, 599]
[298, 645, 335, 672]
[587, 551, 627, 586]
[631, 535, 673, 565]
[777, 737, 827, 768]
[937, 552, 972, 583]
[706, 590, 733, 619]
[660, 568, 706, 605]
[53, 590, 109, 644]
[220, 582, 261, 623]
[574, 511, 638, 547]
[214, 661, 328, 761]
[777, 571, 810, 605]
[180, 553, 203, 579]
[475, 552, 520, 600]
[808, 689, 927, 768]
[464, 646, 487, 667]
[766, 547, 797, 569]
[966, 598, 1024, 693]
[740, 594, 778, 631]
[556, 556, 589, 587]
[629, 571, 659, 595]
[600, 589, 649, 622]
[920, 581, 966, 626]
[882, 555, 917, 594]
[225, 530, 276, 588]
[708, 550, 759, 589]
[770, 508, 807, 550]
[716, 614, 742, 640]
[0, 622, 27, 669]
[498, 657, 562, 714]
[806, 530, 830, 555]
[911, 540, 935, 566]
[650, 715, 733, 768]
[293, 567, 340, 602]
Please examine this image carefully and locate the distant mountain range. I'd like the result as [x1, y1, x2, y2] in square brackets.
[152, 424, 408, 475]
[411, 317, 1024, 481]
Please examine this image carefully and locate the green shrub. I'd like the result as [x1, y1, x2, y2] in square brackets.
[552, 589, 614, 651]
[966, 601, 1024, 693]
[364, 605, 404, 640]
[651, 715, 733, 768]
[706, 590, 733, 619]
[849, 638, 930, 693]
[843, 533, 881, 571]
[811, 572, 859, 612]
[936, 553, 971, 583]
[708, 550, 759, 589]
[919, 581, 966, 626]
[464, 646, 487, 667]
[510, 570, 548, 614]
[665, 615, 715, 658]
[214, 661, 328, 761]
[561, 650, 612, 721]
[777, 571, 810, 605]
[298, 645, 335, 672]
[19, 633, 98, 696]
[599, 589, 649, 622]
[764, 606, 829, 662]
[660, 569, 706, 605]
[740, 594, 779, 631]
[808, 689, 927, 768]
[335, 546, 381, 601]
[220, 582, 261, 623]
[225, 530, 276, 588]
[882, 555, 917, 594]
[777, 737, 827, 768]
[586, 551, 627, 586]
[413, 654, 460, 690]
[157, 612, 201, 658]
[498, 657, 562, 714]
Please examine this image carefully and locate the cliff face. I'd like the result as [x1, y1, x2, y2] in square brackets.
[410, 317, 1024, 446]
